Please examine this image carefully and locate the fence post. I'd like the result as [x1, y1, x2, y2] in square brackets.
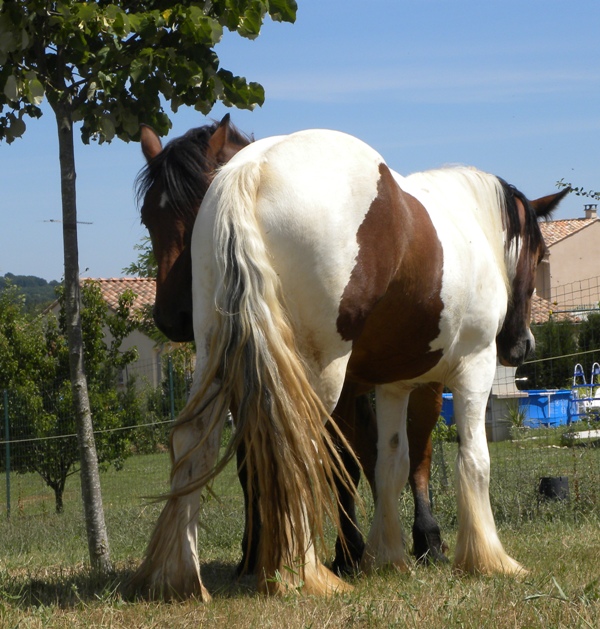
[168, 356, 176, 422]
[3, 390, 10, 518]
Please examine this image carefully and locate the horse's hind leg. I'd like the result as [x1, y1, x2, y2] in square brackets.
[361, 384, 411, 573]
[235, 437, 261, 577]
[330, 384, 377, 574]
[407, 383, 448, 564]
[129, 381, 226, 600]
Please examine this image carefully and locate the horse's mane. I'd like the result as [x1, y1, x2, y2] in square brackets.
[403, 166, 513, 289]
[497, 177, 544, 253]
[404, 165, 544, 296]
[135, 120, 252, 221]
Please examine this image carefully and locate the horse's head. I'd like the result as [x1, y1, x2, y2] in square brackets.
[496, 185, 570, 366]
[136, 115, 251, 341]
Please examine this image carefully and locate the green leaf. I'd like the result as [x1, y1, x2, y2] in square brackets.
[100, 116, 116, 143]
[129, 58, 145, 84]
[552, 577, 569, 601]
[3, 74, 18, 102]
[77, 3, 99, 26]
[120, 111, 139, 138]
[0, 15, 18, 53]
[7, 114, 26, 141]
[20, 28, 29, 50]
[237, 1, 266, 39]
[27, 77, 45, 106]
[87, 81, 97, 100]
[268, 0, 298, 23]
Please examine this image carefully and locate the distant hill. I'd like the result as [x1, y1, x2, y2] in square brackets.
[0, 273, 60, 311]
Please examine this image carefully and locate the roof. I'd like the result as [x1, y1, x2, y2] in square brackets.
[540, 217, 597, 247]
[530, 293, 575, 324]
[83, 277, 155, 312]
[55, 278, 574, 325]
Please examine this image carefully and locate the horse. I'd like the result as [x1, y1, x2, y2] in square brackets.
[131, 122, 569, 600]
[136, 116, 446, 577]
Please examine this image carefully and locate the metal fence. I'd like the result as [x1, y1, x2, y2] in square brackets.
[1, 359, 598, 528]
[0, 356, 189, 518]
[1, 276, 600, 525]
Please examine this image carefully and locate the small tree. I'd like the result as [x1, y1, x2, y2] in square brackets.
[0, 0, 296, 572]
[1, 281, 141, 513]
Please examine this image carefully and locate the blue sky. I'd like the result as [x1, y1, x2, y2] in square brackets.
[1, 0, 599, 282]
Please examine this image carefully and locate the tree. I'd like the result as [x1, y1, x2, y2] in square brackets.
[0, 273, 61, 312]
[556, 179, 600, 201]
[0, 0, 296, 573]
[122, 236, 157, 279]
[517, 318, 578, 390]
[1, 281, 141, 513]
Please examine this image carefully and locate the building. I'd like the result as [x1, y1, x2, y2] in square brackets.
[537, 204, 600, 309]
[91, 277, 167, 387]
[48, 277, 173, 388]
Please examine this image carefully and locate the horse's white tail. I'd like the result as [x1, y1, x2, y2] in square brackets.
[173, 159, 356, 594]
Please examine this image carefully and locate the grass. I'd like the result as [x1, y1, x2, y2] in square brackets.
[0, 431, 598, 627]
[0, 519, 598, 628]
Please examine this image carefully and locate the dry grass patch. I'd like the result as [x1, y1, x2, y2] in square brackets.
[1, 520, 598, 628]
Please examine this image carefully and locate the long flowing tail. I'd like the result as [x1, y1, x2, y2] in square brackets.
[173, 158, 357, 594]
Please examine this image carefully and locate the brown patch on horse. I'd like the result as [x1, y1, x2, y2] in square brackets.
[339, 163, 445, 384]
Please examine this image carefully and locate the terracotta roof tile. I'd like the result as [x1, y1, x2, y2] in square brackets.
[540, 218, 596, 247]
[83, 277, 155, 312]
[530, 293, 575, 324]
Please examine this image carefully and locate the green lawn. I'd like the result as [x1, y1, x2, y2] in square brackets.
[0, 432, 598, 627]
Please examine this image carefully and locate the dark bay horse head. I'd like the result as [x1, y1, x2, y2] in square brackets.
[496, 185, 570, 366]
[136, 115, 252, 341]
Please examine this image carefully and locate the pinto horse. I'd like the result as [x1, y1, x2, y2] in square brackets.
[131, 123, 568, 599]
[136, 116, 446, 575]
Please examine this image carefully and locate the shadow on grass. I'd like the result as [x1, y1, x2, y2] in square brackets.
[0, 560, 257, 610]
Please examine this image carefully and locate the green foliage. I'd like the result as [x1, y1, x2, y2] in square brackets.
[0, 0, 297, 143]
[556, 178, 600, 201]
[517, 318, 579, 390]
[0, 281, 143, 511]
[0, 283, 53, 389]
[431, 416, 457, 443]
[577, 312, 600, 374]
[122, 236, 157, 279]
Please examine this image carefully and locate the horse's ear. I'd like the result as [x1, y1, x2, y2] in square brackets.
[140, 125, 163, 162]
[531, 187, 571, 219]
[207, 114, 231, 163]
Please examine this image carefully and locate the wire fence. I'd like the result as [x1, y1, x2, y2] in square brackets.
[1, 278, 599, 527]
[0, 356, 189, 518]
[1, 359, 598, 529]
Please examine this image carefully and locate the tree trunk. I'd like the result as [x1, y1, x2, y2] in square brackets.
[53, 483, 64, 514]
[54, 102, 112, 574]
